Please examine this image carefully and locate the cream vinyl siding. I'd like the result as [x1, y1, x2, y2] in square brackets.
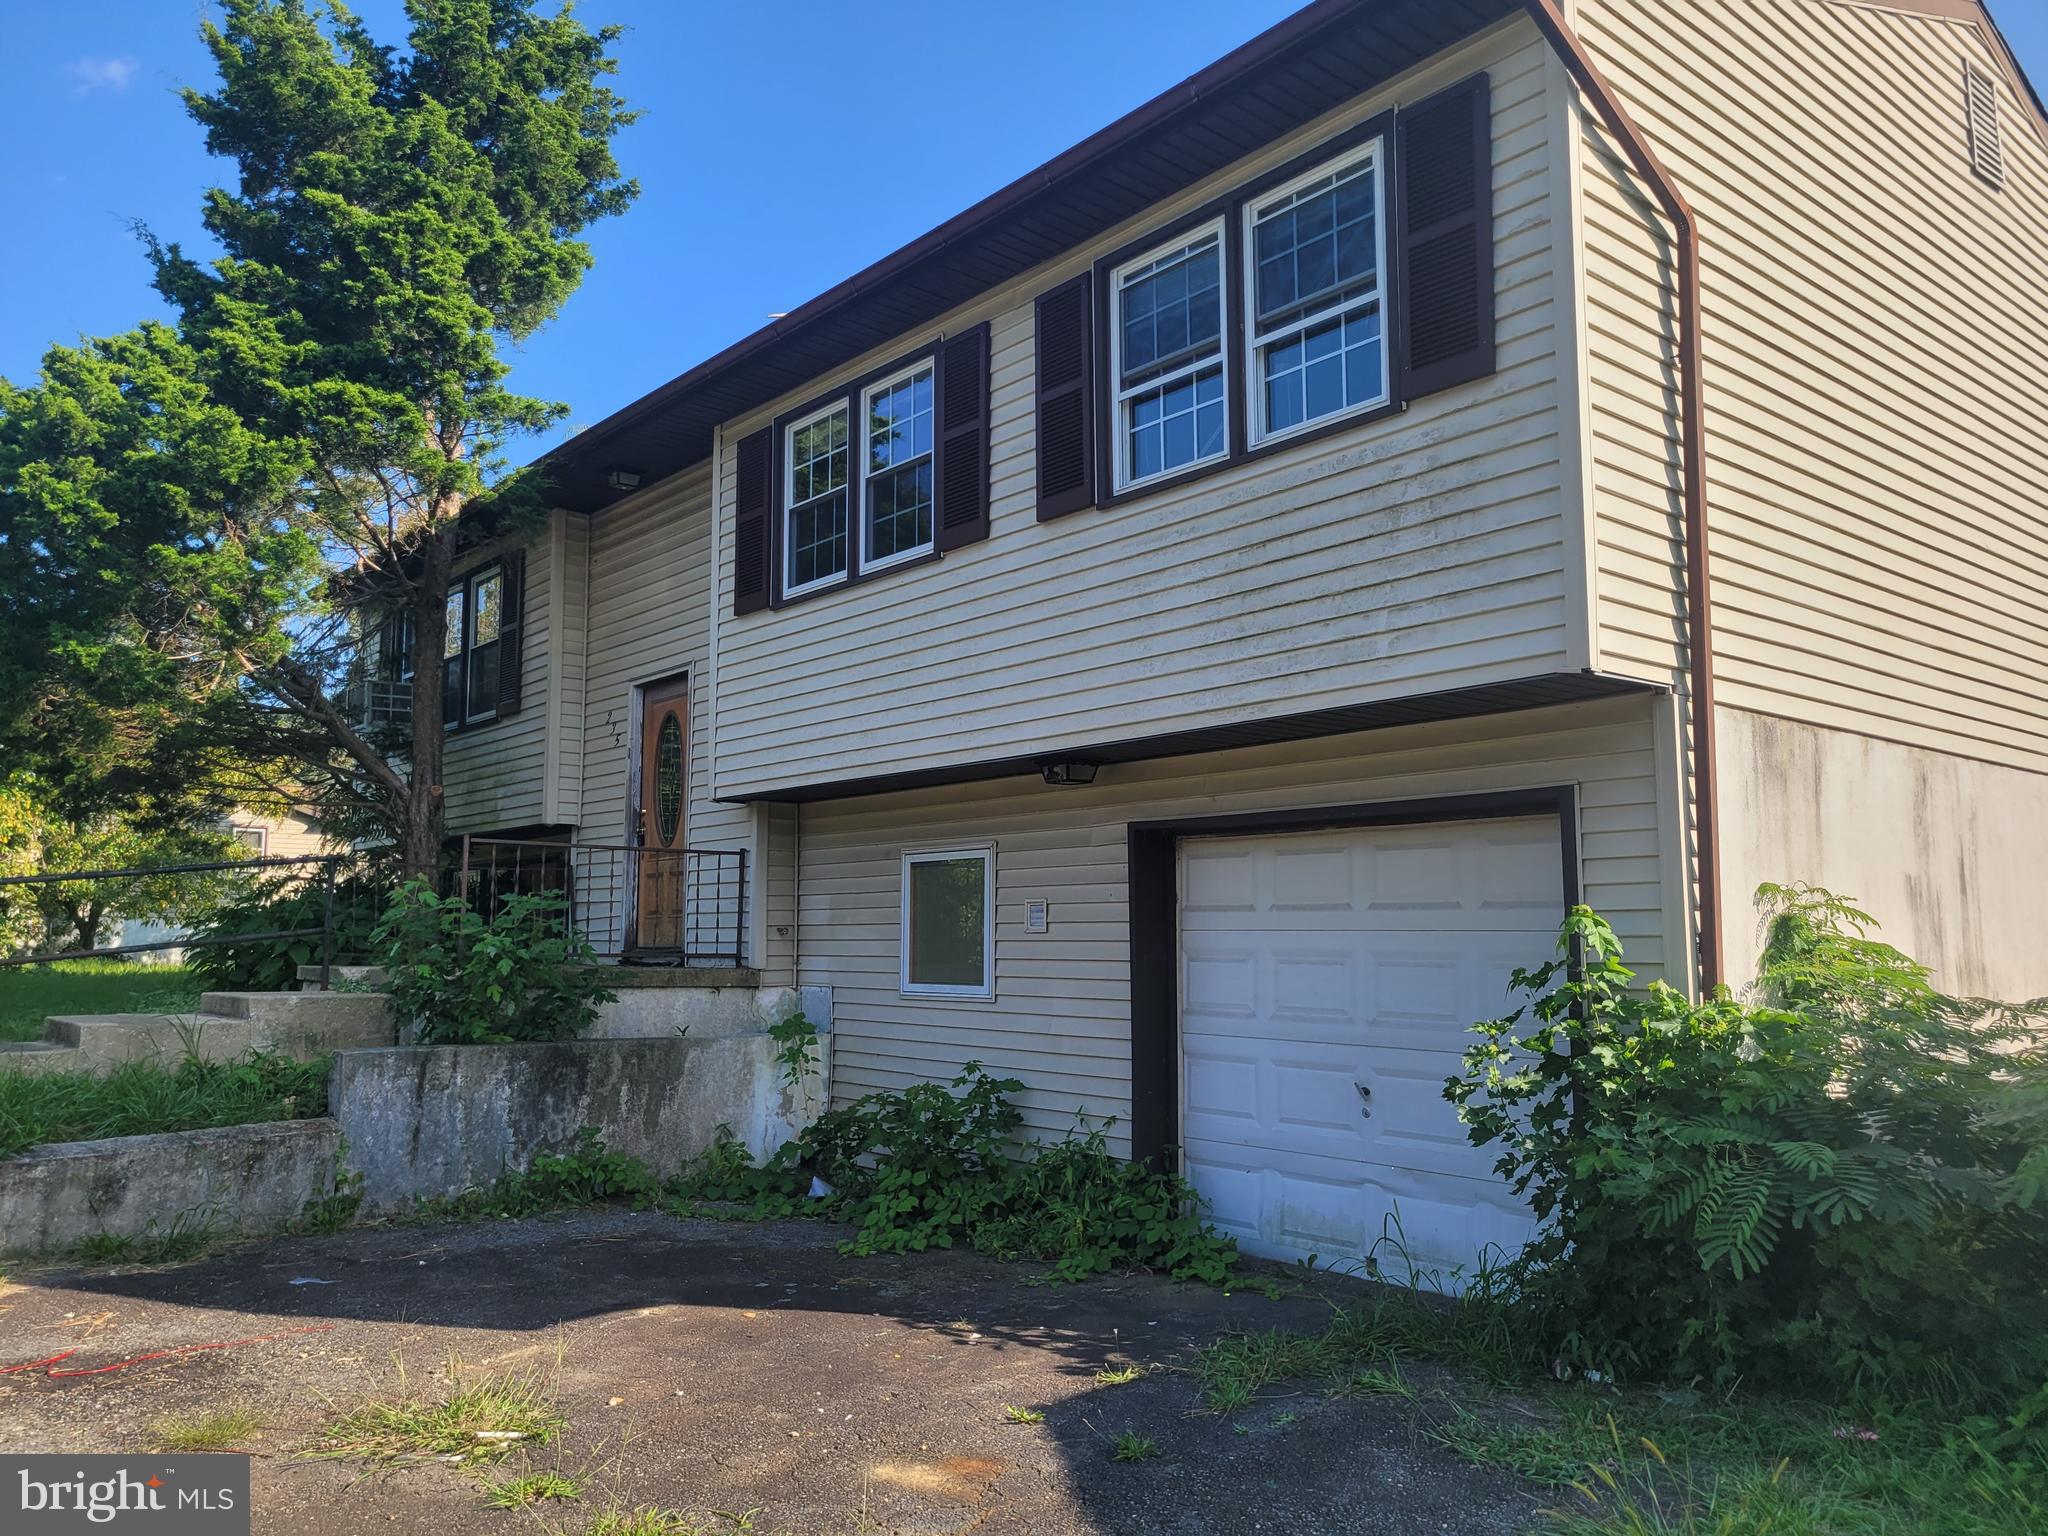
[444, 529, 553, 834]
[1576, 0, 2048, 772]
[798, 694, 1669, 1151]
[713, 20, 1579, 800]
[578, 463, 742, 851]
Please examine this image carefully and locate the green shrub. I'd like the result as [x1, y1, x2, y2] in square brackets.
[1448, 885, 2048, 1402]
[186, 871, 386, 992]
[673, 1062, 1242, 1285]
[0, 1050, 329, 1158]
[372, 880, 615, 1045]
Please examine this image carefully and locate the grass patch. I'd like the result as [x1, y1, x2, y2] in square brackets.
[1109, 1430, 1159, 1463]
[0, 960, 201, 1043]
[1094, 1365, 1143, 1386]
[1191, 1290, 2048, 1535]
[0, 1050, 327, 1158]
[481, 1469, 582, 1508]
[1001, 1404, 1044, 1425]
[72, 1212, 222, 1267]
[583, 1510, 767, 1536]
[149, 1404, 262, 1452]
[309, 1356, 566, 1469]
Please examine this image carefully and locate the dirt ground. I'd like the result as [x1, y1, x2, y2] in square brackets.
[0, 1211, 1545, 1535]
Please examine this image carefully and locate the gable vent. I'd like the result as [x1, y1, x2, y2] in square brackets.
[1965, 60, 2005, 189]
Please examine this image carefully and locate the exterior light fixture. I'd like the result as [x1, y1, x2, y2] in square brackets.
[1039, 760, 1099, 787]
[605, 466, 644, 492]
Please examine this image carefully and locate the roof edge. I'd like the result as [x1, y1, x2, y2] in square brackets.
[536, 0, 1371, 479]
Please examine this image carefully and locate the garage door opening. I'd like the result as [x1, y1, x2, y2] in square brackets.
[1169, 809, 1568, 1288]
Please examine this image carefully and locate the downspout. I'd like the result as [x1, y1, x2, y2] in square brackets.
[1522, 0, 1724, 993]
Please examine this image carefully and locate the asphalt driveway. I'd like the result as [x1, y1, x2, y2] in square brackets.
[0, 1212, 1543, 1534]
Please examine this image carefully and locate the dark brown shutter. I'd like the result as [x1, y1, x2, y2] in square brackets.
[495, 549, 526, 715]
[934, 324, 991, 551]
[1397, 72, 1495, 402]
[731, 426, 773, 614]
[1034, 273, 1096, 520]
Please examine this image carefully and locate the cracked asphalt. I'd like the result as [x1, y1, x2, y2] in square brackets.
[0, 1211, 1544, 1534]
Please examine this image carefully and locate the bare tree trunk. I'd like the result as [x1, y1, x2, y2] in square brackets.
[400, 524, 456, 885]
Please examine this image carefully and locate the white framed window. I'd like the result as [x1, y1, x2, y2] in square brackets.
[900, 846, 994, 999]
[1242, 140, 1388, 446]
[230, 826, 267, 857]
[441, 565, 503, 728]
[1109, 220, 1228, 491]
[860, 359, 937, 571]
[465, 567, 504, 723]
[783, 400, 852, 597]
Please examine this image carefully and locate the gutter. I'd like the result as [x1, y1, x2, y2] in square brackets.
[1520, 0, 1724, 993]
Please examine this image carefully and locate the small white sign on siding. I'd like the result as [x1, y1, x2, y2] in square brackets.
[1026, 900, 1049, 934]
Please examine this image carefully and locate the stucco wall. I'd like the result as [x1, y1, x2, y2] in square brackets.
[1717, 707, 2048, 1001]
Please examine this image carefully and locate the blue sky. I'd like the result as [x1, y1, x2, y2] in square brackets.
[5, 1, 2044, 450]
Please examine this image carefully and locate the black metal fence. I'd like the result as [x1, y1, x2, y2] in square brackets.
[0, 854, 349, 982]
[451, 837, 747, 967]
[0, 837, 748, 979]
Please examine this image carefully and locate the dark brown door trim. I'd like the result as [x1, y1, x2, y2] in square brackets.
[1125, 785, 1579, 1169]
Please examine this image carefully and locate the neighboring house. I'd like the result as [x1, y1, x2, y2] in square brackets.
[406, 0, 2047, 1274]
[120, 806, 333, 961]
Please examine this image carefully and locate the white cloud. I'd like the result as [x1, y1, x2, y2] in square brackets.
[66, 56, 140, 95]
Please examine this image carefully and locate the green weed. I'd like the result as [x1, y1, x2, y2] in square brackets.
[149, 1404, 261, 1452]
[481, 1469, 582, 1507]
[309, 1354, 566, 1468]
[1001, 1404, 1044, 1425]
[1110, 1431, 1159, 1463]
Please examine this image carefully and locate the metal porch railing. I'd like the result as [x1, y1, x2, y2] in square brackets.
[452, 837, 747, 967]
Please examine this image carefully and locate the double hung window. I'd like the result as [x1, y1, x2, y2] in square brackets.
[1109, 223, 1228, 491]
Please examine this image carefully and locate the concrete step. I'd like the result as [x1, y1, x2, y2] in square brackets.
[37, 993, 395, 1073]
[42, 1014, 204, 1069]
[200, 991, 391, 1029]
[0, 1041, 86, 1076]
[296, 963, 388, 990]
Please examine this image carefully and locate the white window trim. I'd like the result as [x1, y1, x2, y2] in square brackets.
[858, 357, 938, 575]
[463, 565, 504, 726]
[1108, 217, 1231, 494]
[1240, 139, 1390, 450]
[230, 825, 268, 858]
[782, 398, 854, 600]
[899, 845, 995, 1000]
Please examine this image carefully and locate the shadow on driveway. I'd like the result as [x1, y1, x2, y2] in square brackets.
[0, 1211, 1543, 1535]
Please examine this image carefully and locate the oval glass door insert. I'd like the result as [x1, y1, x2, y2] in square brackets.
[654, 713, 683, 844]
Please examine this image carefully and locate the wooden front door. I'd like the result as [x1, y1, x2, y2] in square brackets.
[634, 678, 689, 951]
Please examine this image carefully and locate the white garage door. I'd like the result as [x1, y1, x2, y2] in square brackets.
[1179, 815, 1563, 1287]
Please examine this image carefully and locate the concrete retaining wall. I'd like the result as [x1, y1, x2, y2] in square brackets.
[0, 1119, 342, 1256]
[584, 975, 831, 1042]
[329, 1034, 828, 1215]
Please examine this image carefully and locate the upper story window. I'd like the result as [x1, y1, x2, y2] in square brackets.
[1109, 223, 1228, 492]
[1034, 72, 1494, 523]
[731, 327, 991, 618]
[442, 564, 503, 728]
[365, 553, 523, 728]
[1244, 144, 1387, 445]
[862, 361, 936, 571]
[784, 401, 852, 596]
